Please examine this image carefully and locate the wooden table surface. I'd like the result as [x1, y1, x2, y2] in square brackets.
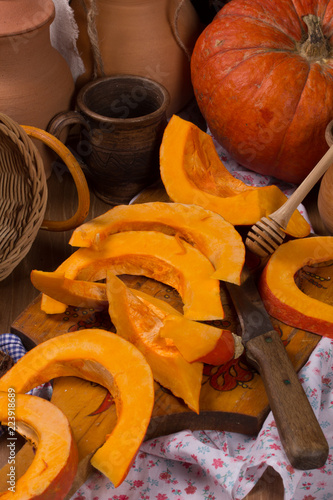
[0, 165, 329, 499]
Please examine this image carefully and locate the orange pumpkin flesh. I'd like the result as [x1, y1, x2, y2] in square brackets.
[0, 330, 155, 488]
[159, 315, 243, 365]
[69, 201, 245, 284]
[30, 269, 241, 367]
[124, 286, 243, 366]
[106, 271, 203, 413]
[40, 231, 224, 321]
[191, 1, 333, 183]
[160, 115, 310, 237]
[31, 270, 109, 310]
[259, 237, 333, 337]
[0, 393, 78, 500]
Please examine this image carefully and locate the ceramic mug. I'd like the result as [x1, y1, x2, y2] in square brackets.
[48, 75, 170, 205]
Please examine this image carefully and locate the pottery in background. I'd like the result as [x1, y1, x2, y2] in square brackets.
[0, 0, 75, 178]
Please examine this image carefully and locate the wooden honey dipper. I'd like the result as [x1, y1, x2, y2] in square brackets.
[245, 120, 333, 258]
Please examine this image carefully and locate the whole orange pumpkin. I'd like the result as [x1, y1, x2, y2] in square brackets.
[191, 0, 333, 184]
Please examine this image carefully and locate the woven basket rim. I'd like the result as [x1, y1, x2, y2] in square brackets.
[0, 112, 47, 281]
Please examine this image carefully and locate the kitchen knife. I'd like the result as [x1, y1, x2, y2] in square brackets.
[225, 268, 328, 470]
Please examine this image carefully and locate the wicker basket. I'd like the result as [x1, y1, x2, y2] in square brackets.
[0, 113, 47, 281]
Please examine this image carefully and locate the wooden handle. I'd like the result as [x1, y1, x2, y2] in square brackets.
[269, 142, 333, 229]
[246, 329, 328, 470]
[22, 126, 90, 232]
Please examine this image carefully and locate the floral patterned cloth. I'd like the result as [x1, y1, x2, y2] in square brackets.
[71, 337, 333, 500]
[71, 142, 331, 500]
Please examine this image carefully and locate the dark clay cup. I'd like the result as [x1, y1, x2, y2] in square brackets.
[48, 75, 170, 205]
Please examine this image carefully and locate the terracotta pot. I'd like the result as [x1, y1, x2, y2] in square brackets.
[0, 0, 75, 178]
[318, 166, 333, 235]
[71, 0, 203, 116]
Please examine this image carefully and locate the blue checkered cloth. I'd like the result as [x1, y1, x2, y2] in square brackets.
[0, 333, 52, 398]
[0, 333, 27, 364]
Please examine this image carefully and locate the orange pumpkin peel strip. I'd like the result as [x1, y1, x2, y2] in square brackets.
[259, 236, 333, 337]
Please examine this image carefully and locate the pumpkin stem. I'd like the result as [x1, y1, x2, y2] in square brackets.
[300, 14, 330, 60]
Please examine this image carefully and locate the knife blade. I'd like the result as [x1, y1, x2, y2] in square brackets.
[225, 267, 328, 470]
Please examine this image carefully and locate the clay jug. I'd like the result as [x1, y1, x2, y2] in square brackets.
[0, 0, 75, 178]
[318, 122, 333, 235]
[71, 0, 203, 116]
[318, 166, 333, 235]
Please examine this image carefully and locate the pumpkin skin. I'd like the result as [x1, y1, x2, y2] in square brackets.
[160, 115, 310, 237]
[259, 236, 333, 336]
[0, 329, 155, 488]
[191, 0, 333, 183]
[0, 392, 78, 500]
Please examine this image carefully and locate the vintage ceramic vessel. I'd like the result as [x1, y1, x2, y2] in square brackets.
[0, 0, 75, 177]
[318, 166, 333, 235]
[70, 0, 203, 116]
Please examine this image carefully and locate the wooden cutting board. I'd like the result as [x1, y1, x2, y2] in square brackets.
[5, 250, 333, 497]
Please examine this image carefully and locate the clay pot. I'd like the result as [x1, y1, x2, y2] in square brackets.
[70, 0, 203, 116]
[48, 75, 170, 205]
[0, 0, 75, 178]
[318, 166, 333, 235]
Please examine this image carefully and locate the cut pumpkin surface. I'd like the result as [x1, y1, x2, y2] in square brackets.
[160, 115, 310, 237]
[259, 236, 333, 337]
[106, 271, 203, 413]
[30, 270, 239, 368]
[69, 202, 245, 284]
[31, 270, 109, 310]
[0, 330, 155, 488]
[0, 392, 78, 500]
[159, 315, 243, 365]
[40, 231, 224, 321]
[120, 285, 243, 365]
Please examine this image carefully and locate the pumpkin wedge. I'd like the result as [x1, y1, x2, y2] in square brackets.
[159, 315, 243, 365]
[259, 237, 333, 337]
[133, 288, 244, 365]
[106, 271, 203, 412]
[40, 231, 224, 321]
[160, 115, 310, 237]
[31, 270, 239, 366]
[0, 392, 78, 500]
[31, 270, 109, 310]
[0, 330, 155, 488]
[69, 202, 245, 284]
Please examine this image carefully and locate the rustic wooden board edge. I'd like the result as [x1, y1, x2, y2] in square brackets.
[147, 410, 264, 439]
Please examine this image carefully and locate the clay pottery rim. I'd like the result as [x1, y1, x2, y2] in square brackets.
[0, 0, 55, 37]
[76, 75, 170, 126]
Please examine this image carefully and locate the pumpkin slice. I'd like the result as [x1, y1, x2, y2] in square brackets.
[160, 115, 310, 237]
[106, 271, 203, 412]
[259, 236, 333, 337]
[0, 329, 155, 488]
[133, 288, 244, 365]
[69, 202, 245, 284]
[40, 231, 224, 321]
[0, 392, 78, 500]
[31, 270, 109, 310]
[159, 315, 243, 365]
[30, 270, 239, 366]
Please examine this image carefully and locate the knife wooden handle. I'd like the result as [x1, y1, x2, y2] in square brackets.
[245, 329, 328, 470]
